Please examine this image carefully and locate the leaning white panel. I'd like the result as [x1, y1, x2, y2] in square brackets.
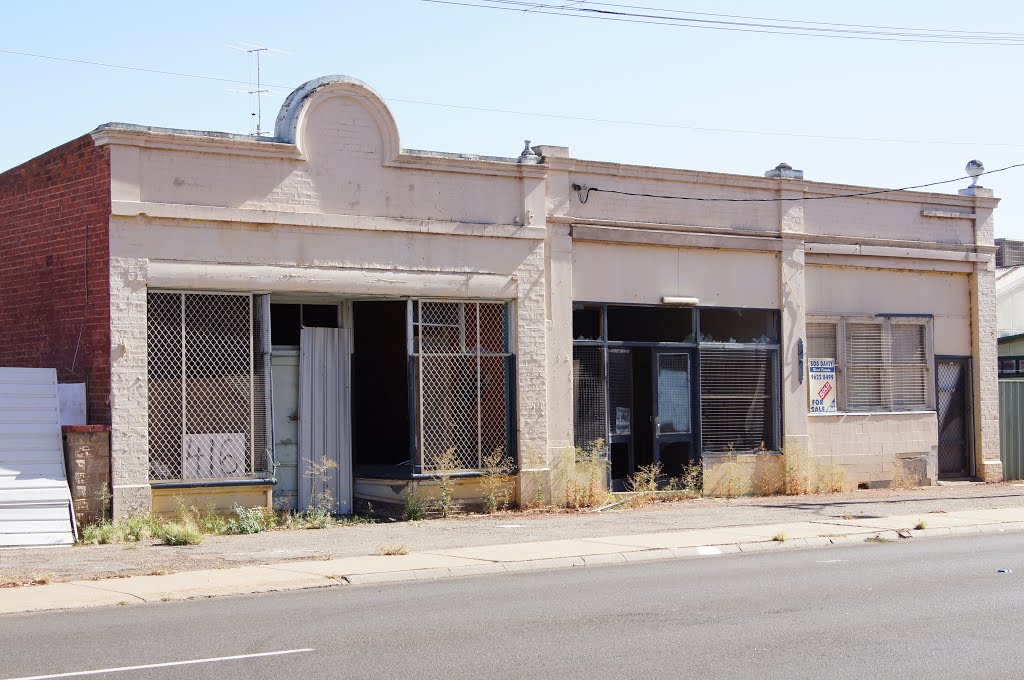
[0, 368, 76, 548]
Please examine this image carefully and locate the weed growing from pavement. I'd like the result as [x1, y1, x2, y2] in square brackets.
[403, 487, 428, 521]
[224, 505, 277, 534]
[430, 448, 462, 517]
[772, 532, 787, 542]
[159, 519, 203, 546]
[376, 544, 410, 556]
[480, 448, 515, 514]
[568, 439, 609, 509]
[914, 519, 928, 530]
[626, 460, 662, 507]
[865, 535, 896, 544]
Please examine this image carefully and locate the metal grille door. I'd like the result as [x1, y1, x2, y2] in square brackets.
[415, 301, 512, 471]
[147, 292, 259, 481]
[937, 359, 971, 477]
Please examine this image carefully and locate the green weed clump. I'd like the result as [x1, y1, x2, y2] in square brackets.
[403, 488, 428, 521]
[567, 439, 609, 509]
[480, 448, 515, 514]
[627, 461, 663, 507]
[79, 515, 163, 545]
[224, 505, 277, 534]
[158, 520, 203, 546]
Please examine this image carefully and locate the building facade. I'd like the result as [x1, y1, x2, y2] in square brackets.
[0, 76, 1001, 517]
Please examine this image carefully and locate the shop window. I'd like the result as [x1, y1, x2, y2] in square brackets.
[699, 347, 778, 453]
[808, 317, 932, 412]
[699, 308, 777, 344]
[573, 304, 604, 341]
[607, 305, 694, 343]
[413, 301, 515, 471]
[147, 292, 267, 482]
[270, 303, 339, 346]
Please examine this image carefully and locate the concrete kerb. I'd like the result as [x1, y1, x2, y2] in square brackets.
[5, 513, 1024, 616]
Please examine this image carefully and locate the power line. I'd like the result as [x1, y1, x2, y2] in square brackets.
[1, 47, 1022, 148]
[424, 0, 1024, 45]
[572, 163, 1024, 203]
[568, 1, 1024, 39]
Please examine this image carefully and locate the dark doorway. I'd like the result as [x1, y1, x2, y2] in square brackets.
[352, 301, 411, 472]
[607, 347, 696, 490]
[937, 358, 972, 478]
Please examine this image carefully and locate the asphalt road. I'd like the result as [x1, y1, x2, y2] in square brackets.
[3, 533, 1024, 679]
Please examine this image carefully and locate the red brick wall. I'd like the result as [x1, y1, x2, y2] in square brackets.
[0, 135, 112, 424]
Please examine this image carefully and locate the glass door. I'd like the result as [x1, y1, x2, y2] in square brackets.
[653, 350, 695, 478]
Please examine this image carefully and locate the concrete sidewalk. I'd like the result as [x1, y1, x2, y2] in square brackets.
[4, 505, 1024, 616]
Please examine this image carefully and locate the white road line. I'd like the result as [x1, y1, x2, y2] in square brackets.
[2, 648, 314, 680]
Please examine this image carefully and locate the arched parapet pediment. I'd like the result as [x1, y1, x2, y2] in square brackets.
[274, 75, 401, 161]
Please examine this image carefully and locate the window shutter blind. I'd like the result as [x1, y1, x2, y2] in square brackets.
[807, 322, 837, 360]
[846, 322, 885, 412]
[890, 323, 928, 409]
[699, 347, 775, 452]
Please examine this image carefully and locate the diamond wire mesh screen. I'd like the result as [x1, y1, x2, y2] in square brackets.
[415, 301, 512, 471]
[148, 292, 262, 481]
[699, 346, 777, 453]
[572, 345, 607, 455]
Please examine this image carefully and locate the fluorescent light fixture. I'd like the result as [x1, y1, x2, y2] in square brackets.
[662, 296, 699, 306]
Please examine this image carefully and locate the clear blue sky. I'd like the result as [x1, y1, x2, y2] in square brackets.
[3, 1, 1022, 234]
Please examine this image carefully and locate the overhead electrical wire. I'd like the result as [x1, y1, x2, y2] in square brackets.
[564, 1, 1024, 39]
[0, 48, 1021, 149]
[571, 163, 1024, 204]
[423, 0, 1024, 46]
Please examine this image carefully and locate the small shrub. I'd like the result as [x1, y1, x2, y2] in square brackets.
[815, 465, 846, 494]
[480, 448, 515, 514]
[431, 448, 461, 517]
[567, 439, 609, 510]
[913, 519, 928, 531]
[158, 521, 202, 546]
[81, 521, 119, 545]
[376, 544, 410, 556]
[403, 487, 428, 521]
[772, 532, 787, 542]
[224, 505, 276, 535]
[79, 514, 162, 545]
[626, 461, 662, 507]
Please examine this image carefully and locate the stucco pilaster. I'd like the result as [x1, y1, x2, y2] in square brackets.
[968, 193, 1001, 481]
[108, 256, 153, 517]
[779, 188, 808, 459]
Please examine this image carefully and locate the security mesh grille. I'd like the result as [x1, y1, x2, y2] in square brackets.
[148, 292, 262, 481]
[573, 345, 607, 454]
[845, 320, 929, 412]
[608, 349, 633, 437]
[700, 347, 777, 453]
[415, 301, 512, 471]
[937, 360, 969, 475]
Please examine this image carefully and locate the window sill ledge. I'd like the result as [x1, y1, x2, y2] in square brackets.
[150, 479, 275, 489]
[807, 410, 935, 417]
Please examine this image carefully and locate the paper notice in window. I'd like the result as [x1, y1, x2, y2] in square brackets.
[808, 358, 837, 413]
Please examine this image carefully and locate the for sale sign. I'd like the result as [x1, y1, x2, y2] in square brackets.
[808, 358, 837, 413]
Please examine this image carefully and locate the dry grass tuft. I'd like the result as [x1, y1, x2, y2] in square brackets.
[375, 544, 410, 556]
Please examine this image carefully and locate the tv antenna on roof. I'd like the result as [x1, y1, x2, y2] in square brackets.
[226, 42, 291, 137]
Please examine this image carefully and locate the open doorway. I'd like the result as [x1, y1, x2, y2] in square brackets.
[351, 301, 412, 474]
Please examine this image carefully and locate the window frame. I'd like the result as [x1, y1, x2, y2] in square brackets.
[806, 315, 935, 414]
